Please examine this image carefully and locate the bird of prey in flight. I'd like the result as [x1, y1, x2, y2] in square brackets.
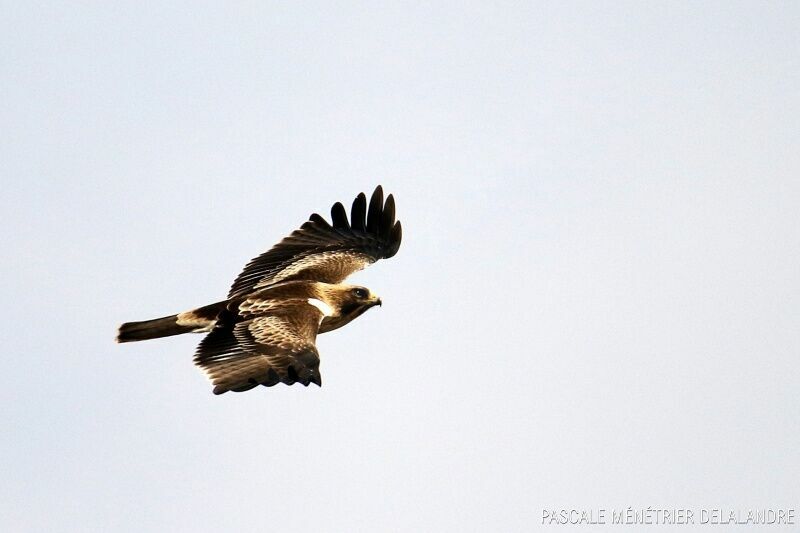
[117, 186, 402, 394]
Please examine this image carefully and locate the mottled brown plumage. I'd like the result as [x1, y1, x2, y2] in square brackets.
[117, 186, 400, 394]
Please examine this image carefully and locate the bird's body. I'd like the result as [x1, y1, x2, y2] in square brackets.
[117, 186, 401, 394]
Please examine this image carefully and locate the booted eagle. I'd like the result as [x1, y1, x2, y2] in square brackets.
[117, 186, 402, 394]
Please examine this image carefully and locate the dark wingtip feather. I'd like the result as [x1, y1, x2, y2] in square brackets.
[308, 212, 331, 227]
[261, 368, 280, 387]
[213, 385, 228, 395]
[381, 194, 396, 238]
[351, 192, 367, 231]
[331, 202, 349, 229]
[367, 185, 384, 232]
[285, 365, 300, 385]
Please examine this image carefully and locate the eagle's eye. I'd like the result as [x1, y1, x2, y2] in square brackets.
[353, 288, 369, 299]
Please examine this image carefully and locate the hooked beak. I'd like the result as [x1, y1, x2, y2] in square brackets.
[373, 297, 382, 307]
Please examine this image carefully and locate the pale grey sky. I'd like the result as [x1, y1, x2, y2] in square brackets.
[1, 2, 799, 532]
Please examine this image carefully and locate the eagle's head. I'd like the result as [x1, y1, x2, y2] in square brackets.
[318, 285, 382, 333]
[337, 285, 382, 313]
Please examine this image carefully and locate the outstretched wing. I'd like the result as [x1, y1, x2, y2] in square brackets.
[193, 299, 324, 394]
[228, 186, 402, 298]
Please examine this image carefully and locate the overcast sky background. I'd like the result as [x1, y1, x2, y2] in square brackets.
[2, 2, 798, 532]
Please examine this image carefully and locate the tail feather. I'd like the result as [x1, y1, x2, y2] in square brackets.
[116, 315, 189, 343]
[116, 301, 226, 343]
